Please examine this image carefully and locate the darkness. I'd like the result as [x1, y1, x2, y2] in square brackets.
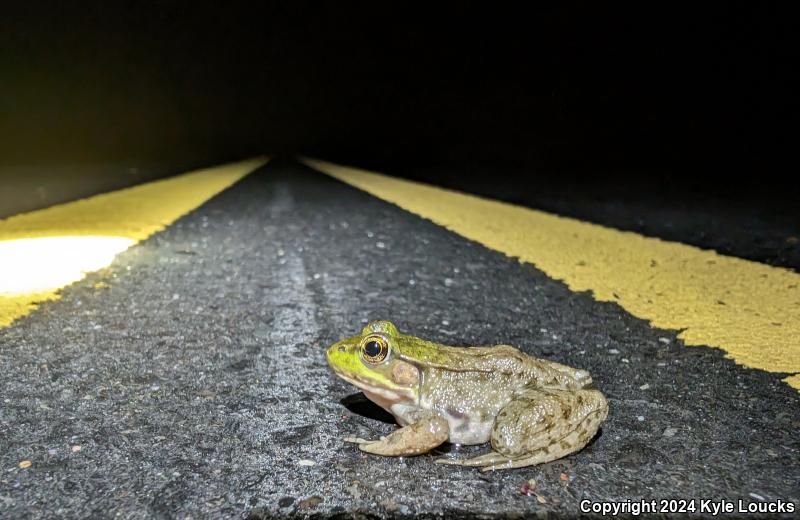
[1, 3, 796, 194]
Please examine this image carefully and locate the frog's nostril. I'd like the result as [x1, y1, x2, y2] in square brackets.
[338, 345, 346, 353]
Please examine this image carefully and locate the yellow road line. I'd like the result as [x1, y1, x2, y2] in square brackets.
[0, 157, 267, 328]
[303, 158, 800, 391]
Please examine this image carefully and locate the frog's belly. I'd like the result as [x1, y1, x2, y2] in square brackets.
[389, 404, 494, 445]
[442, 410, 494, 445]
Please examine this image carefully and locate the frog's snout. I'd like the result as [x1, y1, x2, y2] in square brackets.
[326, 341, 348, 366]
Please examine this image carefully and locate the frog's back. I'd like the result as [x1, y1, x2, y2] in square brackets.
[400, 340, 592, 390]
[468, 344, 592, 390]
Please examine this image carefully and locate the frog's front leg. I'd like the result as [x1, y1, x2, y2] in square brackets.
[344, 411, 449, 456]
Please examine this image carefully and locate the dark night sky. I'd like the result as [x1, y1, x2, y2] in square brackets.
[1, 2, 796, 184]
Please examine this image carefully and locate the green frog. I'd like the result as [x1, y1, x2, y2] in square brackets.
[326, 320, 608, 471]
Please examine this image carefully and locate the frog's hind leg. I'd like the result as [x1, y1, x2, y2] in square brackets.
[436, 388, 607, 471]
[479, 387, 608, 471]
[436, 388, 607, 470]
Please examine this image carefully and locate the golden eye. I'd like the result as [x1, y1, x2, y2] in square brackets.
[361, 335, 389, 364]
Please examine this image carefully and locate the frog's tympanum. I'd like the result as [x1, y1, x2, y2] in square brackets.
[326, 320, 608, 471]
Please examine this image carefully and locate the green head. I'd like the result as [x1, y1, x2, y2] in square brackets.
[326, 320, 421, 409]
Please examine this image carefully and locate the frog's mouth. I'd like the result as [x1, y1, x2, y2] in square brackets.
[332, 369, 416, 408]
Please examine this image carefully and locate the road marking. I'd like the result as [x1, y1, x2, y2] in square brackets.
[303, 158, 800, 391]
[0, 157, 267, 328]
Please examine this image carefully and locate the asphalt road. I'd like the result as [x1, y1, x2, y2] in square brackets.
[1, 160, 798, 518]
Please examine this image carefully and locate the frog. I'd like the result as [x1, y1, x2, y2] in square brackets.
[326, 320, 608, 471]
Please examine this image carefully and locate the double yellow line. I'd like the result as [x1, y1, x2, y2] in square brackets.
[304, 159, 800, 391]
[2, 156, 797, 391]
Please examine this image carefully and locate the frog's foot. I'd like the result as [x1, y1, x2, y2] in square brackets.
[435, 451, 510, 468]
[477, 453, 561, 472]
[343, 413, 449, 457]
[435, 451, 570, 472]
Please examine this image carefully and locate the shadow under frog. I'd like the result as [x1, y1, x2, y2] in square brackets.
[340, 392, 396, 425]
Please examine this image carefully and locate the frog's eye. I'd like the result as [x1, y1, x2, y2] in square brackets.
[360, 335, 389, 364]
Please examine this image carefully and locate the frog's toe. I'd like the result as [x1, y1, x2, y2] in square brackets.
[343, 436, 397, 455]
[435, 451, 510, 468]
[480, 462, 516, 472]
[343, 436, 377, 445]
